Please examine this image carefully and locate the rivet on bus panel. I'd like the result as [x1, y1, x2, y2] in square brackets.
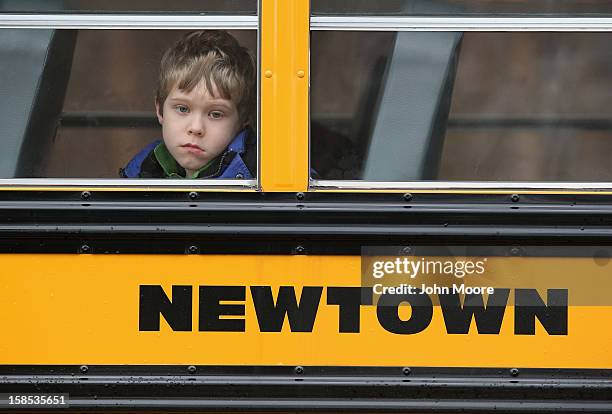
[264, 70, 273, 78]
[296, 70, 305, 78]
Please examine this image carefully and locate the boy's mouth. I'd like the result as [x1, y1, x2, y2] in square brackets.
[182, 143, 205, 152]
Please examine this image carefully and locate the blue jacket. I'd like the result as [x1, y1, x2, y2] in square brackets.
[121, 129, 254, 179]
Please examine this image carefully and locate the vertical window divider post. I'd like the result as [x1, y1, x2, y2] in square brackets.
[260, 0, 310, 192]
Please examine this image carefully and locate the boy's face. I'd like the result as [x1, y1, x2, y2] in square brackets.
[156, 81, 242, 177]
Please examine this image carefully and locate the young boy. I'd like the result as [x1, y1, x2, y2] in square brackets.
[121, 30, 256, 179]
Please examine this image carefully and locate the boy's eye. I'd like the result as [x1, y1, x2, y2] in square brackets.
[209, 111, 224, 119]
[175, 105, 189, 114]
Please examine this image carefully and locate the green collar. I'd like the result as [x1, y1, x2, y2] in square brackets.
[153, 142, 219, 179]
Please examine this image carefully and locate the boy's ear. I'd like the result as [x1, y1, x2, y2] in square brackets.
[155, 101, 163, 124]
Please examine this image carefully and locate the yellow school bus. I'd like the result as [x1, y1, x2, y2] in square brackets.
[1, 0, 612, 412]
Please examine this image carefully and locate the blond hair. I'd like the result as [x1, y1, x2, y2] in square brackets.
[156, 30, 255, 126]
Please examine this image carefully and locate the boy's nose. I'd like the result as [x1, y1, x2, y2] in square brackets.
[188, 116, 205, 136]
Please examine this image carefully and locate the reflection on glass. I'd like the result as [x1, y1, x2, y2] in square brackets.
[0, 0, 257, 14]
[0, 29, 257, 178]
[312, 0, 612, 16]
[311, 31, 612, 181]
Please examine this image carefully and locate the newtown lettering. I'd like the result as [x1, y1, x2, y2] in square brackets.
[139, 285, 568, 335]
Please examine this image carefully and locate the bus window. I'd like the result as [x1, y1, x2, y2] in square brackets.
[0, 0, 257, 14]
[311, 30, 612, 182]
[0, 28, 257, 180]
[311, 0, 612, 16]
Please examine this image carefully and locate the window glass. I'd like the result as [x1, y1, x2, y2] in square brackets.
[311, 31, 612, 181]
[0, 29, 257, 179]
[311, 0, 612, 16]
[0, 0, 257, 14]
